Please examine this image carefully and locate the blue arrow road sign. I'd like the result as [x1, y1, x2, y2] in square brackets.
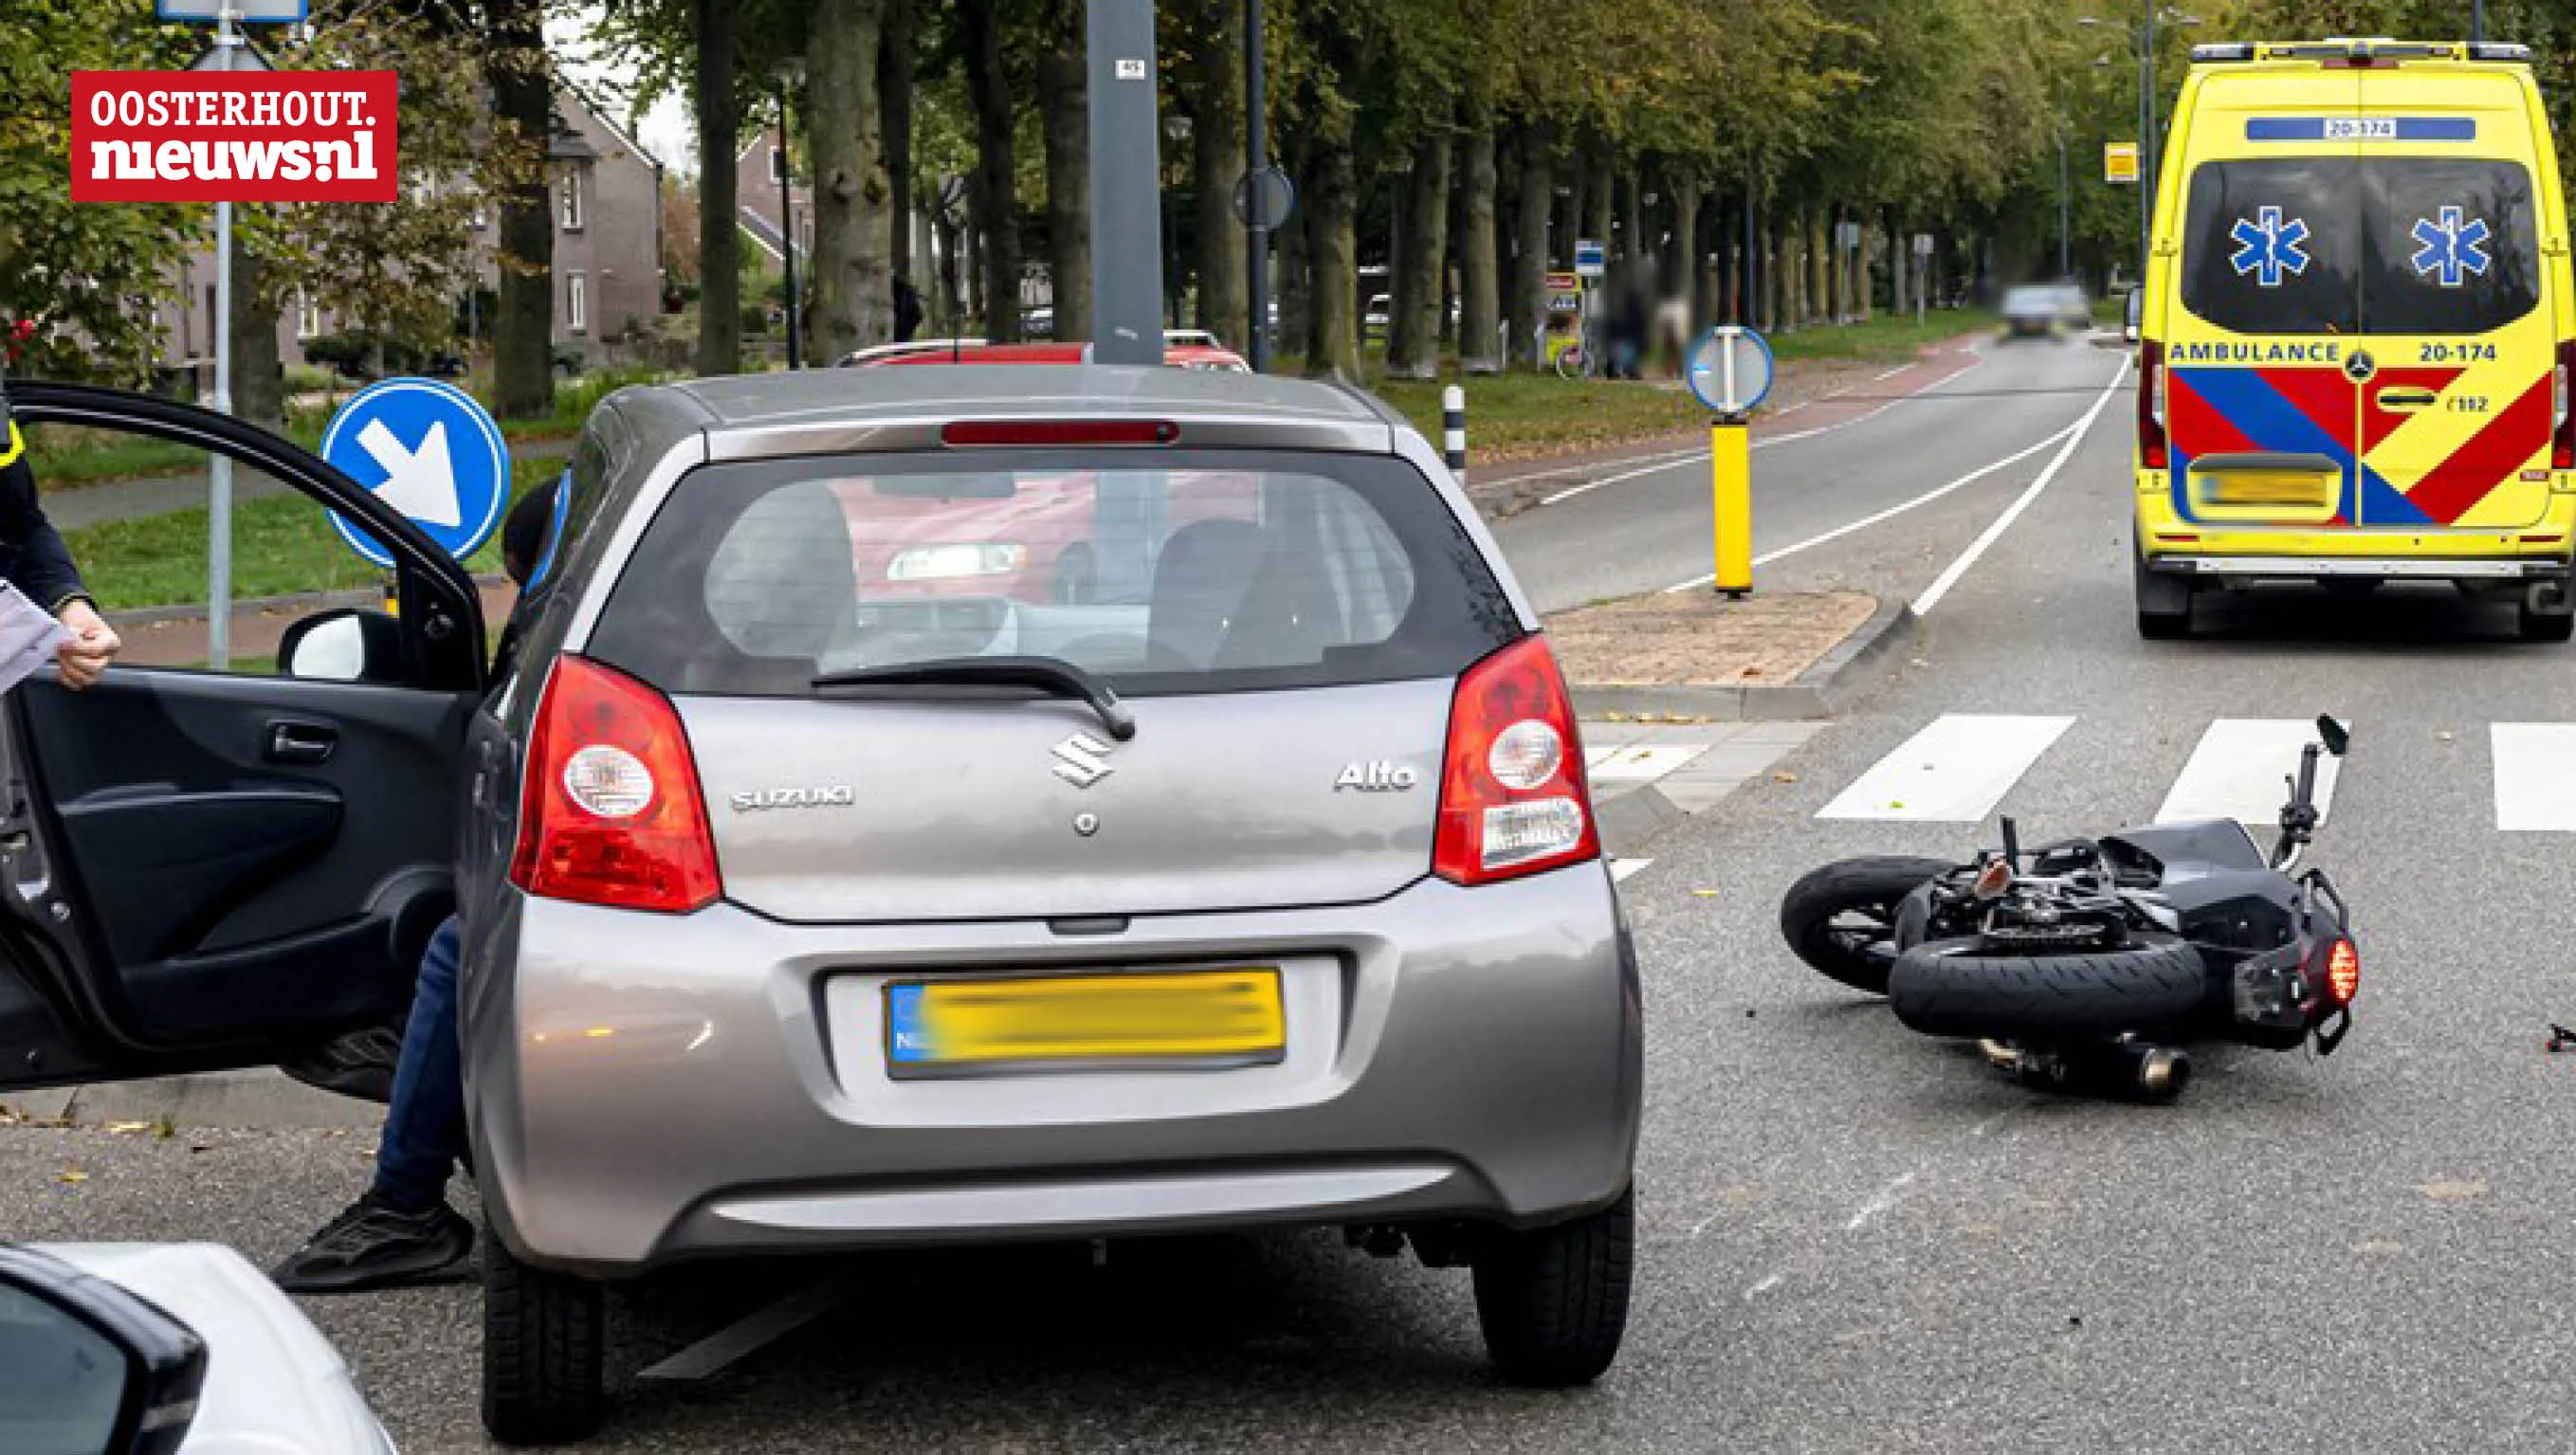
[321, 378, 512, 570]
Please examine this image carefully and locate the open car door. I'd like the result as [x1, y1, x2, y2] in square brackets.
[0, 383, 487, 1098]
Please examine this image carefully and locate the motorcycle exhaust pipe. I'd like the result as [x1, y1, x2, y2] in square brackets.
[2106, 1041, 2190, 1101]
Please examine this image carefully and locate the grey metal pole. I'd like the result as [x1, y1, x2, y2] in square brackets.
[1244, 0, 1269, 370]
[2057, 129, 2071, 278]
[1088, 0, 1165, 365]
[2475, 0, 2484, 44]
[2137, 16, 2152, 290]
[208, 6, 240, 670]
[778, 81, 800, 370]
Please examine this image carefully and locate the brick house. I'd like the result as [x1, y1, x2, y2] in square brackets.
[157, 79, 663, 377]
[735, 126, 812, 273]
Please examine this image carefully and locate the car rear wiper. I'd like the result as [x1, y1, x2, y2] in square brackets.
[812, 655, 1137, 741]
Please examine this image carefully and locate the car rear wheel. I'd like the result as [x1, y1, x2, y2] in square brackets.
[2519, 592, 2575, 644]
[1472, 1190, 1634, 1387]
[482, 1222, 605, 1446]
[2134, 541, 2192, 639]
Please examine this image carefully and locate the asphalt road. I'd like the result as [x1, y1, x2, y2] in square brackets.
[13, 331, 2576, 1451]
[1495, 332, 2128, 612]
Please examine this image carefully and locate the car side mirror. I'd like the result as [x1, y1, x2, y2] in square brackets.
[0, 1246, 206, 1455]
[279, 609, 403, 683]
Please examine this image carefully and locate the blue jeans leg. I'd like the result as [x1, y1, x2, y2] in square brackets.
[372, 917, 466, 1213]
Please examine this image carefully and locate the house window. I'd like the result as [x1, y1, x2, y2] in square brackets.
[560, 172, 584, 231]
[567, 271, 589, 335]
[296, 289, 320, 339]
[769, 146, 785, 185]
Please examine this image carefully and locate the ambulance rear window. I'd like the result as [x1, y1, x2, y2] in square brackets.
[2181, 159, 2360, 335]
[2361, 159, 2540, 335]
[2182, 156, 2542, 336]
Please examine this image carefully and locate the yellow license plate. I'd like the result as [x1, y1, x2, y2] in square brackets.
[885, 969, 1286, 1075]
[2202, 473, 2332, 507]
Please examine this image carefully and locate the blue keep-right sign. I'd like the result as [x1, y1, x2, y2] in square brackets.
[320, 378, 513, 570]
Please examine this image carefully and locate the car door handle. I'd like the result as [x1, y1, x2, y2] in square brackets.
[265, 720, 338, 765]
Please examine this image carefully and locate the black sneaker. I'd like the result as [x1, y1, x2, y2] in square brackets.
[269, 1193, 474, 1294]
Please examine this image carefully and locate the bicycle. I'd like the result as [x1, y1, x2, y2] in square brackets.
[1551, 328, 1600, 380]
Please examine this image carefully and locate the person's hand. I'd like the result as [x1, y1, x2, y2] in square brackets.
[55, 598, 120, 691]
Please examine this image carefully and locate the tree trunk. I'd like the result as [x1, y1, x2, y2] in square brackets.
[935, 202, 964, 332]
[230, 228, 283, 430]
[1692, 192, 1720, 329]
[694, 0, 741, 376]
[1888, 204, 1907, 316]
[881, 0, 915, 284]
[1616, 171, 1644, 299]
[1808, 210, 1828, 327]
[807, 0, 889, 363]
[1035, 14, 1091, 342]
[1386, 131, 1450, 379]
[1507, 121, 1554, 371]
[1438, 208, 1458, 348]
[1661, 172, 1697, 304]
[1277, 136, 1310, 359]
[959, 0, 1021, 340]
[490, 0, 554, 411]
[1582, 139, 1612, 261]
[1306, 106, 1360, 380]
[1768, 215, 1788, 331]
[1457, 104, 1500, 375]
[1185, 0, 1248, 348]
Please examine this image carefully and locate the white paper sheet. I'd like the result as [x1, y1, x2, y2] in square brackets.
[0, 582, 71, 695]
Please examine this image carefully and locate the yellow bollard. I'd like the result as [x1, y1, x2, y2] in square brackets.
[1710, 418, 1752, 597]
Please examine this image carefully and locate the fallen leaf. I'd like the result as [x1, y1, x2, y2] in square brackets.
[56, 1168, 87, 1185]
[1690, 889, 1721, 898]
[104, 1121, 151, 1135]
[1772, 771, 1798, 783]
[2435, 731, 2455, 742]
[2421, 1179, 2487, 1201]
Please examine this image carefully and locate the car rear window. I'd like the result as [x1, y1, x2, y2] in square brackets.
[2182, 156, 2541, 336]
[584, 448, 1521, 698]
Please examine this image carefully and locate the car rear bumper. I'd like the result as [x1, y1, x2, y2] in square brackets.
[463, 865, 1641, 1277]
[2146, 554, 2572, 581]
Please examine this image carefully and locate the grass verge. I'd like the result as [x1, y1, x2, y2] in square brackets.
[71, 457, 559, 612]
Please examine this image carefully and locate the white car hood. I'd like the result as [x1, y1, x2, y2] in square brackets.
[30, 1243, 395, 1455]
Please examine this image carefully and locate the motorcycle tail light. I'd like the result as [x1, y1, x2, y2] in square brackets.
[2323, 937, 2360, 1004]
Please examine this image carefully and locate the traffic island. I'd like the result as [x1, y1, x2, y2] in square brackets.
[1550, 588, 1915, 722]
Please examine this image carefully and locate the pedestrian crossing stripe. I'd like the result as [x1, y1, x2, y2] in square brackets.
[2492, 724, 2576, 831]
[2155, 718, 2343, 830]
[1816, 715, 2075, 823]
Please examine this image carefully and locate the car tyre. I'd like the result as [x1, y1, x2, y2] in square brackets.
[1472, 1190, 1634, 1388]
[482, 1221, 605, 1446]
[1778, 856, 1952, 995]
[2134, 540, 2192, 639]
[2518, 597, 2575, 644]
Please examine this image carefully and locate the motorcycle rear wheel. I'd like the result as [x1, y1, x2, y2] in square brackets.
[1779, 857, 1953, 995]
[1888, 933, 2207, 1042]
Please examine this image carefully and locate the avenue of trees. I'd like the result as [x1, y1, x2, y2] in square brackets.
[6, 0, 2573, 413]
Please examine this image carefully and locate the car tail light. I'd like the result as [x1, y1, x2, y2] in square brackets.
[2554, 340, 2573, 469]
[511, 656, 722, 914]
[2139, 339, 2168, 470]
[2322, 937, 2360, 1004]
[1434, 636, 1599, 885]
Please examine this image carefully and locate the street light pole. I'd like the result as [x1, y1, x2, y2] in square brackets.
[1244, 0, 1270, 372]
[2057, 126, 2072, 278]
[2136, 10, 2153, 291]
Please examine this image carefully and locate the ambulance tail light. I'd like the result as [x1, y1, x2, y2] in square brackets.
[2553, 340, 2573, 470]
[511, 656, 723, 915]
[2139, 339, 2168, 470]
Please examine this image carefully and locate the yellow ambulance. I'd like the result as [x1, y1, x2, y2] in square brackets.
[2133, 38, 2576, 640]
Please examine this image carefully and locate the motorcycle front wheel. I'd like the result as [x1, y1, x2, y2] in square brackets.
[1778, 857, 1953, 995]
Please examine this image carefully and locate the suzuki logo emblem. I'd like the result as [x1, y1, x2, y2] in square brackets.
[1051, 733, 1117, 789]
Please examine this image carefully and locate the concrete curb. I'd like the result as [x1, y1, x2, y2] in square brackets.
[1570, 600, 1918, 722]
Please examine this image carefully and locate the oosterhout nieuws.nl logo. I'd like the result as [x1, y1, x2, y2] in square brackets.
[70, 71, 397, 204]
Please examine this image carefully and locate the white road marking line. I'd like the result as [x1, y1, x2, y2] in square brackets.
[637, 1279, 850, 1381]
[1664, 422, 2077, 592]
[1590, 743, 1712, 782]
[2155, 718, 2344, 832]
[1536, 353, 1984, 507]
[1610, 858, 1654, 883]
[1872, 362, 1914, 382]
[1910, 355, 2131, 615]
[2492, 723, 2576, 830]
[1818, 714, 2075, 823]
[1745, 1273, 1784, 1299]
[1845, 1171, 1917, 1231]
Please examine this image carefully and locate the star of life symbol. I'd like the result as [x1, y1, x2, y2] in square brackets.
[2229, 207, 2311, 288]
[2409, 207, 2491, 287]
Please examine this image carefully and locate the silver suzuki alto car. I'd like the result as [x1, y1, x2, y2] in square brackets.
[0, 368, 1640, 1445]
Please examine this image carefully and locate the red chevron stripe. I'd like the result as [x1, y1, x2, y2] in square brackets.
[2397, 373, 2555, 524]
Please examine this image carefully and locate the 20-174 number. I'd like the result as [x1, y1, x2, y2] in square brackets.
[2420, 342, 2499, 363]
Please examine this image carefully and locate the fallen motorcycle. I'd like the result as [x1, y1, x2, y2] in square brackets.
[1779, 715, 2358, 1102]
